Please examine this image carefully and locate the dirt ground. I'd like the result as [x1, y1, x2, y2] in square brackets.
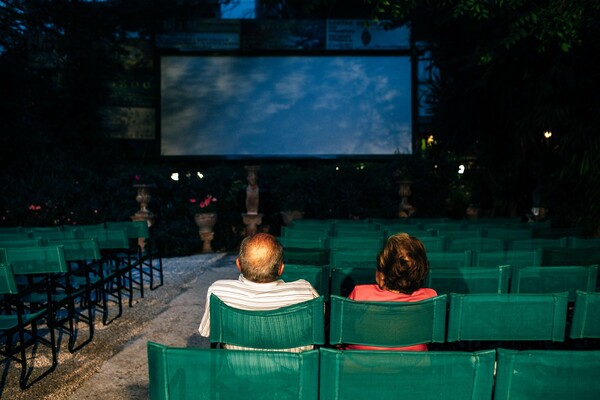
[1, 252, 239, 400]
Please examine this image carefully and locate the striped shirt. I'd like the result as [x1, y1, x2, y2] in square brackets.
[198, 274, 319, 346]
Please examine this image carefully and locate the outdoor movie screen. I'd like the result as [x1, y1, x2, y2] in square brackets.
[160, 55, 412, 158]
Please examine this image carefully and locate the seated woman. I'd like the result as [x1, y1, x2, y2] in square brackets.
[347, 232, 437, 351]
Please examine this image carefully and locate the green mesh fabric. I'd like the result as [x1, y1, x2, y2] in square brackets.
[0, 262, 18, 294]
[472, 249, 543, 267]
[447, 237, 506, 252]
[426, 266, 511, 295]
[427, 251, 473, 268]
[47, 238, 102, 262]
[79, 228, 129, 250]
[329, 294, 447, 347]
[570, 291, 600, 339]
[319, 348, 495, 400]
[210, 295, 325, 349]
[447, 292, 568, 342]
[568, 237, 600, 249]
[281, 264, 329, 298]
[5, 245, 68, 274]
[510, 266, 598, 301]
[494, 348, 600, 400]
[147, 343, 319, 400]
[542, 247, 600, 266]
[329, 267, 376, 297]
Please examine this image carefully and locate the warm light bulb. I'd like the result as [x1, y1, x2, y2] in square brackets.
[544, 131, 552, 139]
[170, 173, 179, 181]
[458, 165, 465, 174]
[197, 172, 204, 179]
[427, 135, 435, 146]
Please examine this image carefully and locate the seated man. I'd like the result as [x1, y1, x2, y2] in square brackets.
[199, 233, 319, 351]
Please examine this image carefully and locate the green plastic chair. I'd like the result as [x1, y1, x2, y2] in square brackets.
[4, 245, 94, 352]
[447, 292, 569, 343]
[427, 250, 473, 268]
[510, 265, 598, 302]
[147, 342, 319, 400]
[494, 348, 600, 400]
[426, 265, 511, 295]
[569, 291, 600, 339]
[328, 294, 447, 348]
[209, 294, 325, 350]
[472, 249, 542, 267]
[319, 348, 495, 400]
[283, 247, 330, 266]
[280, 264, 329, 299]
[508, 237, 568, 250]
[0, 262, 57, 389]
[106, 220, 164, 291]
[0, 238, 44, 248]
[447, 237, 506, 252]
[329, 266, 376, 297]
[78, 228, 142, 307]
[429, 229, 483, 240]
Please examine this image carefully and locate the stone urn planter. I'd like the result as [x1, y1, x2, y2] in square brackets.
[194, 212, 217, 253]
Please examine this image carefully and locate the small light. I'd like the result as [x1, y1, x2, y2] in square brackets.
[544, 131, 552, 139]
[458, 165, 465, 174]
[197, 172, 204, 179]
[170, 173, 179, 181]
[335, 166, 340, 171]
[427, 135, 435, 146]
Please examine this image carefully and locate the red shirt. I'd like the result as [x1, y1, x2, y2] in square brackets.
[346, 284, 438, 351]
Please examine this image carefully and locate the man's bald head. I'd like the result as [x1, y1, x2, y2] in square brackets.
[237, 233, 284, 283]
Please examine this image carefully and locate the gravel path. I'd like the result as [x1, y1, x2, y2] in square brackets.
[1, 252, 239, 399]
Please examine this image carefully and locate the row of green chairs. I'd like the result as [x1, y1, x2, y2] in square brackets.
[207, 291, 600, 352]
[282, 262, 598, 300]
[147, 343, 600, 400]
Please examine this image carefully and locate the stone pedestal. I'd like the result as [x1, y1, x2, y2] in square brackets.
[242, 213, 263, 237]
[131, 184, 155, 250]
[194, 212, 218, 253]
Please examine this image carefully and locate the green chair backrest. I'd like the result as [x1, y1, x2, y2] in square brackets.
[46, 237, 102, 262]
[542, 246, 600, 266]
[78, 228, 130, 250]
[319, 348, 495, 400]
[447, 237, 506, 252]
[427, 251, 473, 268]
[329, 294, 447, 347]
[329, 266, 376, 297]
[383, 227, 433, 239]
[329, 249, 377, 268]
[568, 236, 600, 249]
[147, 342, 319, 400]
[509, 237, 568, 250]
[510, 265, 598, 301]
[472, 249, 542, 267]
[283, 248, 329, 266]
[447, 292, 569, 342]
[209, 294, 325, 349]
[494, 348, 600, 400]
[569, 291, 600, 339]
[28, 229, 79, 240]
[280, 264, 329, 298]
[426, 266, 511, 295]
[0, 238, 45, 248]
[106, 220, 150, 239]
[327, 237, 384, 252]
[0, 262, 18, 294]
[279, 236, 328, 250]
[484, 227, 534, 241]
[423, 222, 467, 231]
[419, 236, 447, 252]
[4, 245, 68, 274]
[429, 229, 483, 240]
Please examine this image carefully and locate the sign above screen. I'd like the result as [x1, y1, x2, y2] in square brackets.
[160, 54, 412, 158]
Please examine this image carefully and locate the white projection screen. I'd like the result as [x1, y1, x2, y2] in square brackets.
[160, 55, 412, 158]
